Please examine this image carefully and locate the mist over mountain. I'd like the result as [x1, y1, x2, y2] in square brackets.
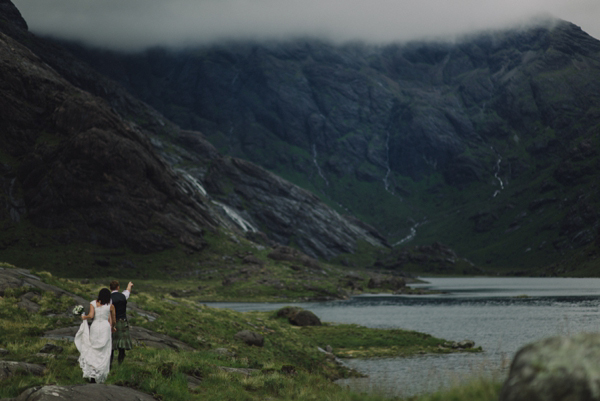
[11, 0, 600, 50]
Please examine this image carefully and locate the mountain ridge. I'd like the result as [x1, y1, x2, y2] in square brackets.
[0, 0, 389, 274]
[54, 19, 600, 271]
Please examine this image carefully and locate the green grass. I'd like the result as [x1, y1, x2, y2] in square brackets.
[294, 323, 481, 358]
[0, 265, 489, 400]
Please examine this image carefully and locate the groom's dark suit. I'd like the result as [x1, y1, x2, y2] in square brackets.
[110, 285, 132, 366]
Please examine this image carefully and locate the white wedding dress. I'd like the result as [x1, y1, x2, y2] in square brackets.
[74, 301, 112, 383]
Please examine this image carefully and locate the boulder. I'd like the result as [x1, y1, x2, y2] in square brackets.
[39, 343, 63, 354]
[289, 310, 321, 327]
[0, 361, 46, 381]
[276, 306, 302, 319]
[4, 384, 157, 401]
[234, 330, 264, 347]
[500, 333, 600, 401]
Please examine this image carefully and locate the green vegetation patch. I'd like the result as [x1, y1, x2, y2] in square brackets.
[295, 323, 476, 358]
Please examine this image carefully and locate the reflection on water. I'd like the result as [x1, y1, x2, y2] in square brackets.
[206, 277, 600, 397]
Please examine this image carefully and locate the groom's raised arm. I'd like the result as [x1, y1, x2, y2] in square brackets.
[123, 281, 134, 299]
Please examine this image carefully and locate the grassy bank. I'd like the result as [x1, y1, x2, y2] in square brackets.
[0, 265, 496, 400]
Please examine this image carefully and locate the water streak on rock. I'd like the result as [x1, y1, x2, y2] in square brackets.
[312, 144, 329, 187]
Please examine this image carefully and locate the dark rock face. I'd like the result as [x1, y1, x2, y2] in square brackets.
[0, 5, 389, 263]
[54, 19, 600, 269]
[5, 384, 157, 401]
[0, 29, 218, 255]
[500, 333, 600, 401]
[205, 158, 389, 259]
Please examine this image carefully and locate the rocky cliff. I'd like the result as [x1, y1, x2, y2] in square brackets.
[58, 19, 600, 271]
[0, 22, 216, 254]
[0, 0, 388, 268]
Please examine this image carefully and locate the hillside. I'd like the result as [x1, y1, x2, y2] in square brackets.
[0, 265, 488, 401]
[0, 0, 389, 278]
[58, 20, 600, 273]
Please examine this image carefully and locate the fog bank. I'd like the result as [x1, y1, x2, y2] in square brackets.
[11, 0, 600, 50]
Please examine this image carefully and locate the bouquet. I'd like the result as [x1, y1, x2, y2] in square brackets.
[72, 305, 84, 316]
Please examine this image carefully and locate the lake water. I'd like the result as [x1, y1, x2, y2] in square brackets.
[206, 277, 600, 397]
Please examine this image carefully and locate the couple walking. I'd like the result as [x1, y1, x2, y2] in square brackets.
[74, 280, 134, 383]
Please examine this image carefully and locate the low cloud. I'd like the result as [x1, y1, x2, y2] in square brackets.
[12, 0, 600, 50]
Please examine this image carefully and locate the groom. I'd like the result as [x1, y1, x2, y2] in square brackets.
[110, 280, 133, 367]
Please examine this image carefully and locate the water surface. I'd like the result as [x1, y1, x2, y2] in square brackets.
[207, 277, 600, 397]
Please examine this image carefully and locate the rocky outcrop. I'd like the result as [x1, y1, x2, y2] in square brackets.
[0, 361, 45, 381]
[500, 333, 600, 401]
[43, 325, 193, 351]
[0, 267, 88, 307]
[0, 27, 219, 255]
[204, 157, 389, 259]
[1, 384, 157, 401]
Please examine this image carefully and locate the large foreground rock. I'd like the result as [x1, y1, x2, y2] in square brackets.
[1, 384, 157, 401]
[500, 332, 600, 401]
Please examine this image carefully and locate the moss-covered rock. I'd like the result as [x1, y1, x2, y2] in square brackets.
[501, 332, 600, 401]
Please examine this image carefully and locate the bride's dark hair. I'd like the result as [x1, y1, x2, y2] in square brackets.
[97, 288, 112, 305]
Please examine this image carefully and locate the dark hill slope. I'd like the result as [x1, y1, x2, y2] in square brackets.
[0, 29, 216, 254]
[59, 21, 600, 271]
[0, 0, 388, 267]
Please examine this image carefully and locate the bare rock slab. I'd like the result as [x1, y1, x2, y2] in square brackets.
[500, 332, 600, 401]
[3, 384, 157, 401]
[44, 326, 194, 351]
[0, 361, 46, 381]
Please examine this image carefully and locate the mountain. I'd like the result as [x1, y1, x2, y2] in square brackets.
[0, 0, 388, 276]
[56, 19, 600, 272]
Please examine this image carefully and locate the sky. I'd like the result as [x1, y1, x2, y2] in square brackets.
[11, 0, 600, 51]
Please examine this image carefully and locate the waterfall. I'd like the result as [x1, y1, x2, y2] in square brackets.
[393, 220, 426, 247]
[212, 201, 258, 233]
[176, 170, 208, 197]
[491, 147, 504, 198]
[383, 131, 394, 195]
[312, 144, 329, 187]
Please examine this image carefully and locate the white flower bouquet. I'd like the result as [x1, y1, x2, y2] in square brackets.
[72, 305, 84, 316]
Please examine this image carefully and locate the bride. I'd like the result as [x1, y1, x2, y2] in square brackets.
[74, 288, 116, 383]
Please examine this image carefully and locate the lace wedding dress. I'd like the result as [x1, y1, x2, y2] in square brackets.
[74, 301, 112, 383]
